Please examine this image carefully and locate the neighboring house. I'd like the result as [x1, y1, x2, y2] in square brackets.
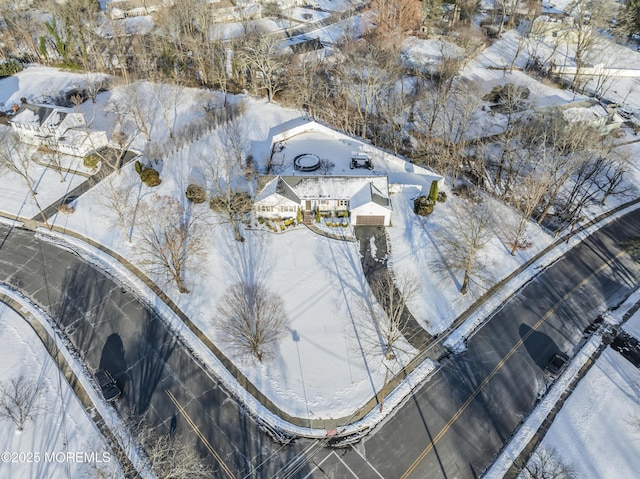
[534, 99, 623, 135]
[10, 103, 108, 157]
[288, 38, 327, 64]
[106, 0, 173, 19]
[255, 175, 393, 226]
[530, 15, 579, 43]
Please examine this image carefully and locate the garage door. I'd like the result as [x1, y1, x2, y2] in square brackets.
[355, 215, 385, 226]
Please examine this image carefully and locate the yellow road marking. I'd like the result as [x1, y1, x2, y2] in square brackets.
[401, 251, 626, 478]
[165, 389, 236, 479]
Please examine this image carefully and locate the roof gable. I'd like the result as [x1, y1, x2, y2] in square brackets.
[11, 104, 69, 128]
[279, 175, 389, 200]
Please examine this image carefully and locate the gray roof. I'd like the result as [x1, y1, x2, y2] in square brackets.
[276, 177, 301, 203]
[11, 104, 68, 127]
[370, 183, 390, 207]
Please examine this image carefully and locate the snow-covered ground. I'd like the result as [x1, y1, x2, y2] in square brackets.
[538, 347, 640, 479]
[485, 290, 640, 479]
[0, 60, 638, 426]
[0, 304, 118, 478]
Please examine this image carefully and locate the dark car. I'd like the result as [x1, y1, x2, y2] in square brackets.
[545, 352, 569, 377]
[95, 369, 121, 403]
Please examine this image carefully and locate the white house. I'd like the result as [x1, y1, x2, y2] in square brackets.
[10, 103, 108, 157]
[255, 175, 393, 226]
[106, 0, 173, 19]
[534, 99, 623, 135]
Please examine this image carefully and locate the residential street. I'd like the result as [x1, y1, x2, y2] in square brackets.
[0, 206, 638, 478]
[0, 223, 312, 478]
[304, 208, 640, 478]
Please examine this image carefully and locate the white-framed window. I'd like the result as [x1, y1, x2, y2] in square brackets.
[320, 199, 331, 206]
[259, 205, 273, 213]
[338, 200, 348, 207]
[280, 205, 297, 212]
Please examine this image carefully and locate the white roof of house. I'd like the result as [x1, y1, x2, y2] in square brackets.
[256, 175, 392, 209]
[11, 104, 72, 128]
[279, 175, 389, 200]
[255, 176, 301, 203]
[350, 182, 391, 210]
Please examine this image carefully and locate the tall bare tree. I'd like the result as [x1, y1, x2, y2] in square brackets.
[438, 197, 495, 295]
[0, 129, 50, 227]
[566, 0, 610, 91]
[94, 407, 211, 479]
[136, 194, 207, 293]
[358, 268, 420, 360]
[98, 176, 140, 243]
[506, 170, 551, 255]
[202, 128, 253, 242]
[0, 375, 42, 432]
[519, 446, 576, 479]
[237, 32, 290, 102]
[215, 282, 289, 362]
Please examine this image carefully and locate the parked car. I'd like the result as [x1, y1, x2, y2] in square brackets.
[544, 352, 569, 377]
[617, 107, 633, 120]
[95, 369, 121, 403]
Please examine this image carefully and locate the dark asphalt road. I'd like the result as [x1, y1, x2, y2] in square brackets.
[1, 206, 639, 478]
[304, 209, 640, 479]
[0, 224, 313, 478]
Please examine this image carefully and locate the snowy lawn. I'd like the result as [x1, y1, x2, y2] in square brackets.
[0, 304, 117, 478]
[387, 187, 554, 333]
[0, 61, 638, 424]
[536, 346, 640, 479]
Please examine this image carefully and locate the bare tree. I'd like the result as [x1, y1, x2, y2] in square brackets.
[519, 446, 576, 479]
[39, 148, 66, 182]
[438, 197, 495, 295]
[238, 32, 290, 102]
[566, 0, 610, 91]
[0, 375, 42, 431]
[141, 431, 212, 479]
[317, 159, 336, 175]
[358, 268, 420, 360]
[506, 171, 551, 255]
[368, 0, 421, 52]
[215, 282, 288, 362]
[98, 176, 140, 242]
[151, 82, 183, 140]
[202, 143, 253, 242]
[136, 194, 207, 293]
[0, 129, 50, 227]
[94, 407, 211, 479]
[108, 83, 154, 143]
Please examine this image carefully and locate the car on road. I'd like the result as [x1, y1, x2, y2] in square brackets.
[545, 352, 569, 377]
[95, 369, 121, 403]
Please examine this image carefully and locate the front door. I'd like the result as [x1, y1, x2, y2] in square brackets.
[305, 200, 311, 210]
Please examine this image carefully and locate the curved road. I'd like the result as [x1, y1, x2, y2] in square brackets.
[1, 207, 639, 478]
[0, 223, 313, 478]
[302, 209, 640, 478]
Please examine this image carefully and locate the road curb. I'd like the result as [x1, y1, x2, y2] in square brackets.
[1, 198, 639, 437]
[0, 291, 140, 478]
[495, 297, 640, 479]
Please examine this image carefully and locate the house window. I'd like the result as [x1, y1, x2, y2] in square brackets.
[338, 200, 348, 207]
[259, 205, 273, 213]
[320, 199, 330, 206]
[280, 205, 297, 212]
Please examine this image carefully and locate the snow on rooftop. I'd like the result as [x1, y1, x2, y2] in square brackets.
[562, 105, 606, 123]
[12, 107, 40, 124]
